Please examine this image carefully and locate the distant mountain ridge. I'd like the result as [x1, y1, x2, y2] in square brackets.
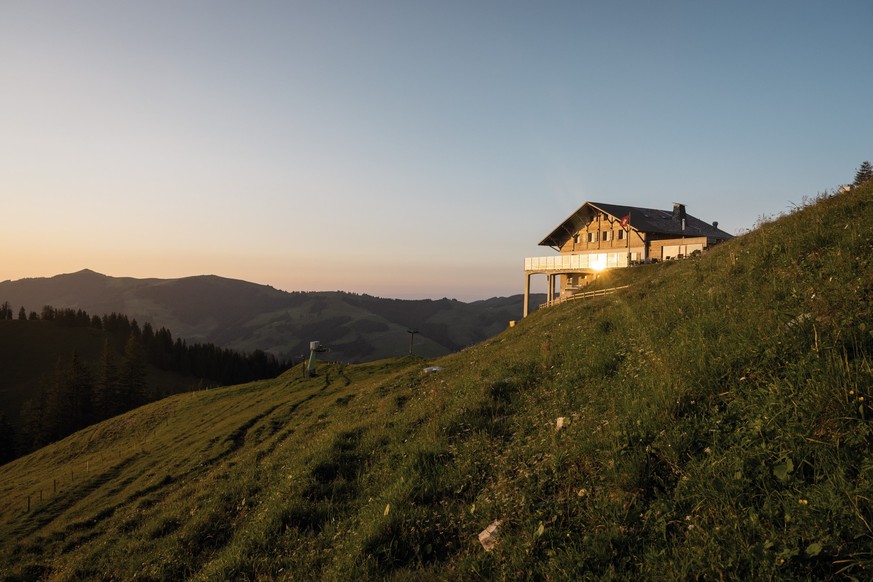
[0, 270, 544, 362]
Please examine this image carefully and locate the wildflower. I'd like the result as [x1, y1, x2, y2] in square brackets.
[798, 499, 808, 505]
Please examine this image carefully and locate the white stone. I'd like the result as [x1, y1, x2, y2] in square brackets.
[478, 519, 502, 552]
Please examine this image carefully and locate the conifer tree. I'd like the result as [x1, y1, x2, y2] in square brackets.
[18, 390, 48, 449]
[95, 339, 120, 418]
[0, 414, 16, 464]
[153, 327, 175, 369]
[854, 160, 873, 187]
[120, 333, 147, 410]
[44, 353, 94, 440]
[72, 352, 94, 426]
[18, 306, 26, 320]
[42, 358, 67, 441]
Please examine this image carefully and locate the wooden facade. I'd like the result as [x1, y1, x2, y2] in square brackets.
[523, 201, 732, 317]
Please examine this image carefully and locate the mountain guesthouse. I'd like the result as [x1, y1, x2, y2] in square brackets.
[523, 202, 732, 317]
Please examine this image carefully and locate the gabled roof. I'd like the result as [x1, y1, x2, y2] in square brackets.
[539, 201, 733, 247]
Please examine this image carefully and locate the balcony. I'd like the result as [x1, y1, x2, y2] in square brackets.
[524, 252, 630, 273]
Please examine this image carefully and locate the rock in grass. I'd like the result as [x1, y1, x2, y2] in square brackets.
[478, 519, 502, 552]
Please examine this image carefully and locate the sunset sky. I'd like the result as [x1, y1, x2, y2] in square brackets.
[2, 1, 871, 300]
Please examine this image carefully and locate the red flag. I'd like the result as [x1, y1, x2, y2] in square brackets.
[620, 214, 630, 228]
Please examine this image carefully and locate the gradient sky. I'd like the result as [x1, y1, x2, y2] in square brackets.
[1, 1, 871, 300]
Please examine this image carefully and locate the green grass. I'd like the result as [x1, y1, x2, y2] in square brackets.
[1, 183, 871, 580]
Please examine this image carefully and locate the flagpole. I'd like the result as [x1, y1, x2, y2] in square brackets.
[625, 212, 631, 266]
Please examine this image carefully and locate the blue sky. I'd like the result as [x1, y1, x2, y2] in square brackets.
[1, 0, 870, 299]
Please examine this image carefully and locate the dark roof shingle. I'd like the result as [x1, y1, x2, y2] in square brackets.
[540, 201, 733, 247]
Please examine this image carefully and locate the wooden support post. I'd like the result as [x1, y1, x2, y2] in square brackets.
[523, 273, 531, 318]
[544, 274, 549, 305]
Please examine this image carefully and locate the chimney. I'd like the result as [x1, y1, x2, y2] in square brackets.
[712, 221, 719, 229]
[673, 203, 686, 231]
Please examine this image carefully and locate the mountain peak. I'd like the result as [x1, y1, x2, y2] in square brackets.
[70, 268, 106, 277]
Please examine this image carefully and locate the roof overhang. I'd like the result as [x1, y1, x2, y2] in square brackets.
[538, 202, 596, 247]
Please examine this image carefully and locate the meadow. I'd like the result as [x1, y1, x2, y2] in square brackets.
[0, 182, 870, 580]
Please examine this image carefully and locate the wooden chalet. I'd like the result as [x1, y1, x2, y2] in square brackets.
[522, 202, 732, 316]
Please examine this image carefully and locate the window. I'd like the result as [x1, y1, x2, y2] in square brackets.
[617, 230, 626, 241]
[662, 245, 680, 260]
[587, 232, 596, 243]
[572, 234, 580, 244]
[602, 231, 611, 242]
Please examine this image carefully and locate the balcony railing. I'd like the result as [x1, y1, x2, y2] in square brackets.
[524, 252, 630, 272]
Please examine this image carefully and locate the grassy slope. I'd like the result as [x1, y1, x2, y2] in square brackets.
[1, 184, 871, 580]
